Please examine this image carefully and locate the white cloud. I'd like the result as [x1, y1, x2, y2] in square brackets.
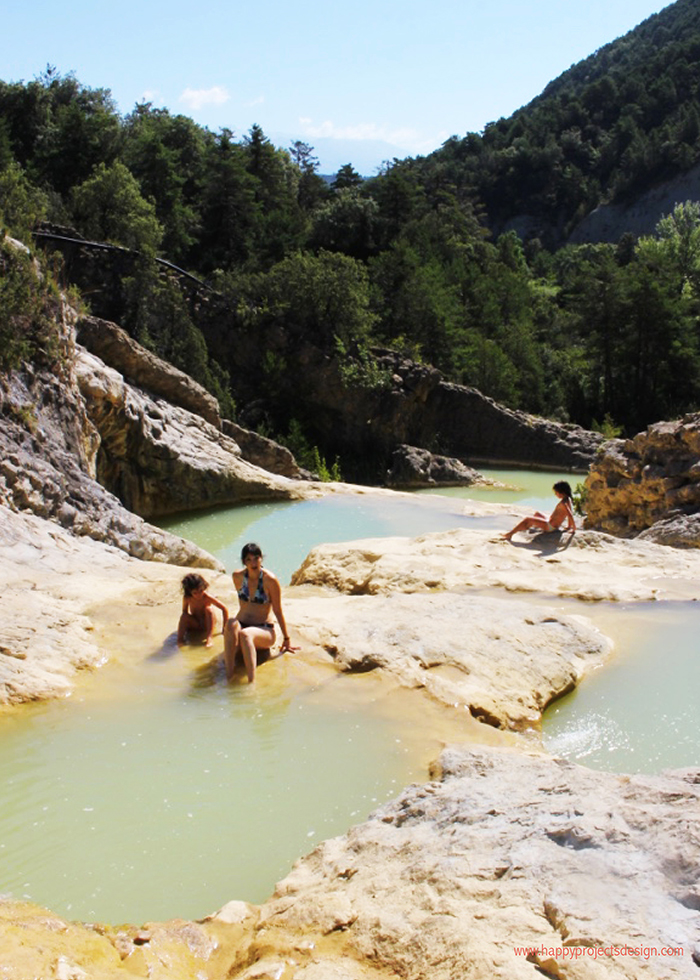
[179, 86, 230, 111]
[245, 95, 265, 107]
[297, 117, 442, 154]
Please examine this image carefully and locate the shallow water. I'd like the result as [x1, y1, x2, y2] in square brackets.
[0, 645, 486, 925]
[158, 467, 570, 585]
[543, 601, 700, 775]
[4, 474, 559, 926]
[3, 466, 690, 927]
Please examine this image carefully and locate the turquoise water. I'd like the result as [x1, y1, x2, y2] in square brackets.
[542, 601, 700, 775]
[159, 492, 503, 584]
[158, 467, 573, 584]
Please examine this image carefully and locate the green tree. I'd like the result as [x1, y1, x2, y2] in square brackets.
[122, 104, 207, 263]
[262, 249, 376, 346]
[636, 200, 700, 296]
[331, 163, 363, 191]
[71, 161, 163, 252]
[0, 161, 48, 239]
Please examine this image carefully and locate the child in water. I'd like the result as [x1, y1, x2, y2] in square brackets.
[177, 573, 229, 648]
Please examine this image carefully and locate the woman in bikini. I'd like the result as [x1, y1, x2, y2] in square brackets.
[223, 542, 294, 683]
[502, 480, 576, 541]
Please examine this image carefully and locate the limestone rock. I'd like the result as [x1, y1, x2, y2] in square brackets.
[76, 315, 222, 427]
[251, 745, 700, 979]
[222, 419, 304, 479]
[75, 348, 302, 517]
[568, 159, 700, 244]
[385, 443, 484, 488]
[290, 591, 610, 729]
[584, 414, 700, 544]
[0, 334, 216, 570]
[291, 525, 700, 602]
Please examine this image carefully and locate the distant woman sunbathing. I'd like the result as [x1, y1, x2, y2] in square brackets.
[502, 480, 576, 541]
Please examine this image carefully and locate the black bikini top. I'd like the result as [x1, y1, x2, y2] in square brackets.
[237, 569, 268, 604]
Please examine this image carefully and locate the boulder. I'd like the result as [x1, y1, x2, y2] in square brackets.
[75, 348, 303, 518]
[584, 414, 700, 544]
[385, 443, 484, 488]
[76, 315, 222, 428]
[222, 419, 304, 479]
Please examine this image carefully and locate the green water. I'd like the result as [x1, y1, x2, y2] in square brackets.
[0, 656, 436, 925]
[3, 467, 690, 927]
[158, 490, 505, 584]
[417, 466, 582, 510]
[542, 601, 700, 775]
[158, 468, 573, 584]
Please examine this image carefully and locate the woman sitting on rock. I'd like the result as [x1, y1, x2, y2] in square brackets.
[502, 481, 576, 542]
[224, 542, 295, 683]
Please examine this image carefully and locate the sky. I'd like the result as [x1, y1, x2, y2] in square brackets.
[3, 0, 674, 175]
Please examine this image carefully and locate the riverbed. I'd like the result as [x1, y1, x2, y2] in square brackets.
[1, 467, 696, 927]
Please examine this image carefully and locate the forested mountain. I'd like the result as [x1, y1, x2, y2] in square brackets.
[2, 0, 700, 475]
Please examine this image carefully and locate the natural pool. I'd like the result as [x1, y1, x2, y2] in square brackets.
[1, 468, 551, 926]
[3, 465, 694, 927]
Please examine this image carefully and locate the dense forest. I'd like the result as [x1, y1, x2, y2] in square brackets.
[3, 0, 700, 472]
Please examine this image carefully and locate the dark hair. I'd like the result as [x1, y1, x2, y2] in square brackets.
[241, 542, 263, 563]
[181, 572, 208, 596]
[553, 480, 573, 500]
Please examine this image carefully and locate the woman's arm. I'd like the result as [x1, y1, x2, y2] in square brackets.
[267, 573, 293, 651]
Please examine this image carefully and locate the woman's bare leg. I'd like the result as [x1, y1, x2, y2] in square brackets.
[224, 619, 242, 680]
[502, 516, 550, 541]
[239, 627, 275, 684]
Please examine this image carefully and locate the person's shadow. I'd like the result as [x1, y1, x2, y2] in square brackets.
[507, 530, 576, 557]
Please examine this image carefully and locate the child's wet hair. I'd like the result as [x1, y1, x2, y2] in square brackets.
[181, 573, 209, 596]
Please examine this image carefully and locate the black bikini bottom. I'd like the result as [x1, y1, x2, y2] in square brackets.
[235, 622, 274, 665]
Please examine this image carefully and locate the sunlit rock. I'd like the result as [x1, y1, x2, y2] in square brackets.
[585, 413, 700, 545]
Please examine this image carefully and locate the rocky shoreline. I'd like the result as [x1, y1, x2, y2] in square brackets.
[2, 491, 700, 978]
[1, 278, 699, 976]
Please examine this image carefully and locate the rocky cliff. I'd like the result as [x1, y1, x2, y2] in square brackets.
[584, 413, 700, 546]
[568, 161, 700, 245]
[36, 231, 604, 481]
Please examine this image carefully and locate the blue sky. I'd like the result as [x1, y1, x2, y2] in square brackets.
[3, 0, 672, 174]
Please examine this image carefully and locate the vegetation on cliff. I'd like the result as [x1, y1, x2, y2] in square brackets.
[2, 0, 700, 464]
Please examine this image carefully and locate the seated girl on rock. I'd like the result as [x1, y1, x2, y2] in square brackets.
[178, 573, 229, 648]
[502, 481, 576, 542]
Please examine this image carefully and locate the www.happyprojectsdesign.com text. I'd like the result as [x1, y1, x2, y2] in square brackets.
[514, 944, 684, 962]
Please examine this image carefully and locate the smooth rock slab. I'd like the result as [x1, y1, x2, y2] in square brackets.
[244, 745, 700, 980]
[291, 527, 700, 602]
[291, 591, 610, 729]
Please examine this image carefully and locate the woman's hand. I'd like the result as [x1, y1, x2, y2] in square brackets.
[280, 636, 299, 654]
